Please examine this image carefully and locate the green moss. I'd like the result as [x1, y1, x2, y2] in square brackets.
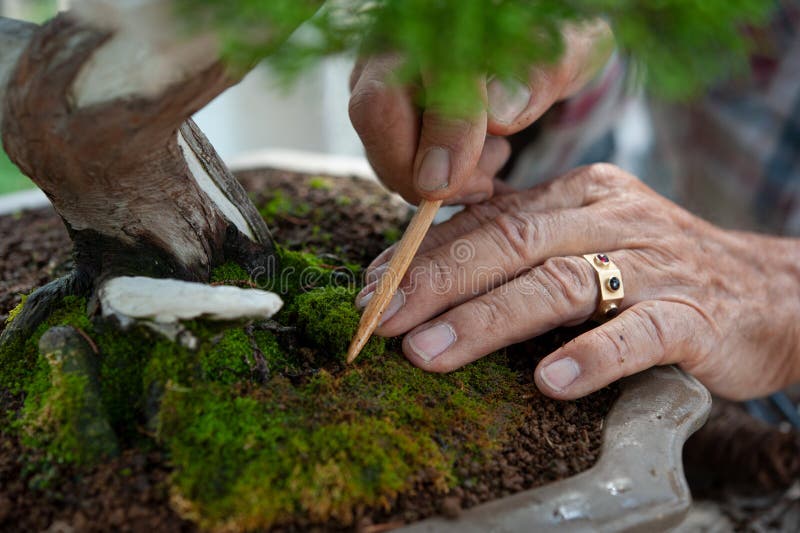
[96, 329, 150, 437]
[253, 329, 296, 374]
[5, 295, 26, 326]
[259, 189, 294, 224]
[158, 349, 525, 530]
[20, 330, 118, 465]
[295, 286, 385, 362]
[201, 329, 252, 385]
[1, 248, 531, 530]
[382, 227, 402, 244]
[0, 296, 90, 395]
[210, 262, 251, 284]
[335, 195, 352, 207]
[308, 176, 333, 190]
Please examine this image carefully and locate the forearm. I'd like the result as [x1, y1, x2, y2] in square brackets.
[725, 229, 800, 390]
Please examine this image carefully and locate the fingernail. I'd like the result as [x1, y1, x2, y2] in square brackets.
[355, 282, 376, 309]
[378, 290, 405, 325]
[365, 263, 388, 284]
[367, 245, 396, 272]
[408, 323, 456, 362]
[487, 78, 531, 125]
[416, 147, 450, 192]
[540, 358, 580, 392]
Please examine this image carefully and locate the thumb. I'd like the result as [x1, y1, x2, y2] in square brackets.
[412, 80, 488, 200]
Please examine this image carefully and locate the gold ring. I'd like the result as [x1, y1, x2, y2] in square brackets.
[582, 253, 624, 322]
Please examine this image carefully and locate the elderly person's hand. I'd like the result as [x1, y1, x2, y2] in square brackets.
[357, 164, 800, 401]
[348, 21, 614, 205]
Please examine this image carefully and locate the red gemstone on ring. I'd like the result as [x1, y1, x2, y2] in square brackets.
[596, 254, 609, 263]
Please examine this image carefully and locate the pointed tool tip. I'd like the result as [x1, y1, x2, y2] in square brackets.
[346, 338, 362, 364]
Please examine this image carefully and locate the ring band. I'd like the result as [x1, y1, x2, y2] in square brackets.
[582, 253, 624, 322]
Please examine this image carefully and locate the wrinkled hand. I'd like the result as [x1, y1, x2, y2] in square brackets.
[357, 164, 800, 401]
[348, 21, 613, 205]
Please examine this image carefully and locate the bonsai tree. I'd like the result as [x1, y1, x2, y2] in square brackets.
[0, 0, 768, 342]
[0, 0, 772, 529]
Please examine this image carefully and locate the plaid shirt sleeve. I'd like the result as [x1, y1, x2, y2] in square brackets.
[509, 0, 800, 237]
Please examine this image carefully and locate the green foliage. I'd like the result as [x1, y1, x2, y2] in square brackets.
[180, 0, 771, 111]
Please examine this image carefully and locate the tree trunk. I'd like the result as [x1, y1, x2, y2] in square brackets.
[0, 5, 279, 342]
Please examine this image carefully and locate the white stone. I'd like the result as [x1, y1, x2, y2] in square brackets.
[99, 276, 283, 324]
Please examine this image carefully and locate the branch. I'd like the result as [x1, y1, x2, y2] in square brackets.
[0, 17, 36, 128]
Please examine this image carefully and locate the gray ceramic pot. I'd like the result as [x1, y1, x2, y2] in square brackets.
[401, 366, 711, 533]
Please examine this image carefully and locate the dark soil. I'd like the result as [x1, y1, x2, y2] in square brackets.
[0, 169, 615, 532]
[0, 208, 72, 325]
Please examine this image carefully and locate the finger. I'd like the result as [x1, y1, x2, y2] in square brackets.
[411, 78, 488, 200]
[486, 20, 614, 136]
[534, 300, 698, 400]
[398, 253, 638, 372]
[493, 178, 518, 196]
[443, 135, 511, 206]
[349, 55, 421, 203]
[365, 163, 625, 278]
[364, 204, 636, 337]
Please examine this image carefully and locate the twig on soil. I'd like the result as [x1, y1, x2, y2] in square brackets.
[210, 279, 259, 289]
[74, 326, 99, 354]
[360, 521, 406, 533]
[253, 319, 296, 334]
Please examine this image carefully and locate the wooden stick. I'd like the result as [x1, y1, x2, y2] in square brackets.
[347, 199, 442, 363]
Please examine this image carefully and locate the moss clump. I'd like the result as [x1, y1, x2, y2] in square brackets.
[0, 295, 91, 395]
[159, 350, 525, 530]
[19, 326, 118, 465]
[5, 295, 26, 326]
[1, 247, 530, 530]
[259, 189, 311, 225]
[308, 176, 333, 190]
[295, 286, 385, 361]
[210, 262, 251, 284]
[271, 247, 355, 311]
[382, 227, 402, 244]
[201, 329, 253, 385]
[253, 329, 297, 375]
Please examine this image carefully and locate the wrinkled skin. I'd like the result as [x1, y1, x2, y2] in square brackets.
[357, 164, 800, 401]
[348, 21, 614, 205]
[349, 22, 800, 401]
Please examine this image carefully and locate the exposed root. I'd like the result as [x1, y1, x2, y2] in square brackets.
[0, 269, 93, 350]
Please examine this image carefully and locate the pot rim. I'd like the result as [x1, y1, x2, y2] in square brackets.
[400, 366, 711, 533]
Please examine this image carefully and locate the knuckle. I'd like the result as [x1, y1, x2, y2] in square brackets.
[461, 200, 506, 226]
[591, 328, 629, 380]
[581, 162, 628, 187]
[538, 257, 595, 313]
[490, 212, 540, 262]
[471, 298, 512, 331]
[629, 304, 669, 353]
[348, 80, 390, 132]
[409, 252, 457, 297]
[421, 114, 478, 150]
